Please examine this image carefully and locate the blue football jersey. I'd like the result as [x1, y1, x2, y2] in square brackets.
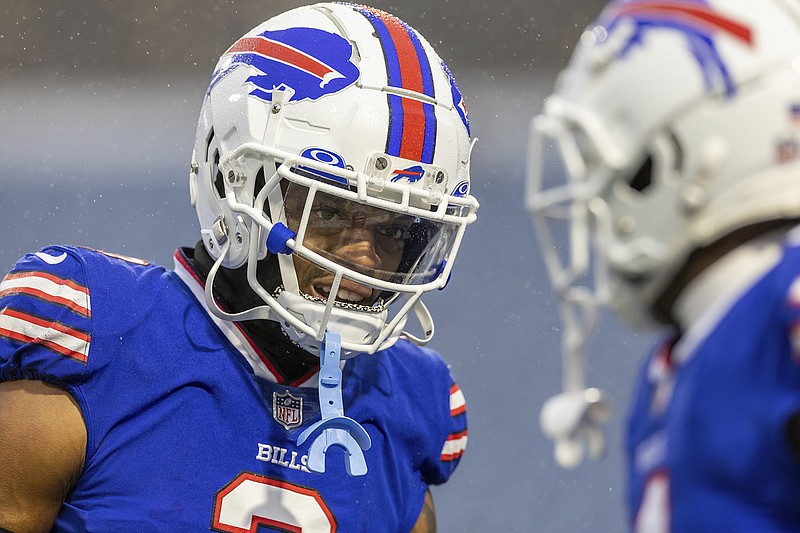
[0, 245, 467, 532]
[626, 238, 800, 532]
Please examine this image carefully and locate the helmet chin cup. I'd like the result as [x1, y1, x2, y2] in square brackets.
[275, 291, 403, 357]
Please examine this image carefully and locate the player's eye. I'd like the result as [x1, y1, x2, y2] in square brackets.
[376, 225, 410, 241]
[312, 206, 344, 221]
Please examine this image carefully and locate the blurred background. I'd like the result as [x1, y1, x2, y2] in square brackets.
[0, 1, 656, 531]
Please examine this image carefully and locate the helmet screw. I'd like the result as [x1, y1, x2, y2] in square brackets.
[227, 170, 236, 183]
[190, 162, 199, 174]
[271, 103, 282, 114]
[375, 156, 389, 170]
[680, 183, 709, 213]
[617, 215, 636, 234]
[236, 233, 243, 245]
[435, 171, 445, 184]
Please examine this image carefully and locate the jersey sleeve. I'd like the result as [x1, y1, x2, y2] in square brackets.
[419, 351, 468, 486]
[0, 246, 92, 387]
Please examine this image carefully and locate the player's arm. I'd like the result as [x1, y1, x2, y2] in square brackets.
[410, 490, 436, 533]
[0, 380, 86, 533]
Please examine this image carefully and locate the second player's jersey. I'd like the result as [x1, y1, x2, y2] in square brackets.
[0, 245, 468, 532]
[626, 235, 800, 532]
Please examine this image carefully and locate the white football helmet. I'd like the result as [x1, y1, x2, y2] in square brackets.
[527, 0, 800, 467]
[190, 3, 478, 356]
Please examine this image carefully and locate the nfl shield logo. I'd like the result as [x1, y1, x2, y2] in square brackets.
[273, 391, 303, 430]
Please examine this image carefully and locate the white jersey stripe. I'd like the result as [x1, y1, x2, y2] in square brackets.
[0, 309, 89, 362]
[449, 385, 466, 416]
[0, 271, 91, 317]
[440, 430, 467, 461]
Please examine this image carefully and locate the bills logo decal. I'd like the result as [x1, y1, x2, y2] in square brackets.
[208, 27, 360, 103]
[391, 165, 425, 183]
[602, 0, 754, 97]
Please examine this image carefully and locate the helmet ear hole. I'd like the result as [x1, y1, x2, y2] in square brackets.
[212, 151, 226, 200]
[628, 156, 654, 193]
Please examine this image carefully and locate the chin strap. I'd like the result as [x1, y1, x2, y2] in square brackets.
[539, 287, 612, 469]
[296, 331, 372, 476]
[402, 300, 435, 346]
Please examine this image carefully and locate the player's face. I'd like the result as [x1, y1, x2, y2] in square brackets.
[283, 184, 413, 306]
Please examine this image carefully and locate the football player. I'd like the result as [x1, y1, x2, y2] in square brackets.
[528, 0, 800, 530]
[0, 3, 477, 531]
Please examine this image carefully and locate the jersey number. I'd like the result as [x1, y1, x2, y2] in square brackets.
[212, 472, 336, 532]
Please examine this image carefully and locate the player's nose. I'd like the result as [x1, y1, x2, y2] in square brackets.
[337, 219, 382, 270]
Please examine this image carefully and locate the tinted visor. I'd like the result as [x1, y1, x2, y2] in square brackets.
[282, 183, 458, 287]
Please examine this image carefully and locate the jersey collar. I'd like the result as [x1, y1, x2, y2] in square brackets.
[671, 230, 785, 365]
[172, 248, 320, 387]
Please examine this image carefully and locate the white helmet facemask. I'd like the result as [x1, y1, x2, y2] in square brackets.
[197, 142, 476, 356]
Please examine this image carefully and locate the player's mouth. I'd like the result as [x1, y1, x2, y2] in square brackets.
[311, 277, 375, 306]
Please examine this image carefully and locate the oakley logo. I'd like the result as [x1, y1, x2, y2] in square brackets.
[451, 180, 469, 197]
[295, 147, 349, 185]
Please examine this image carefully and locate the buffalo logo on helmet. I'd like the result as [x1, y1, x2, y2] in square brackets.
[390, 165, 426, 183]
[601, 0, 754, 97]
[208, 27, 361, 103]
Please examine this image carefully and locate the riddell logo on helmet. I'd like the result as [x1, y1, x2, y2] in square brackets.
[208, 27, 361, 103]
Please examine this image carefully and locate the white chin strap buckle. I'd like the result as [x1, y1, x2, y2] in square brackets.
[539, 387, 612, 469]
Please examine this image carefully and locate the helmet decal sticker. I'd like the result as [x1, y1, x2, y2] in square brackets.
[602, 0, 754, 97]
[442, 61, 470, 137]
[296, 147, 349, 185]
[208, 27, 360, 103]
[451, 180, 470, 198]
[354, 5, 438, 164]
[390, 165, 425, 183]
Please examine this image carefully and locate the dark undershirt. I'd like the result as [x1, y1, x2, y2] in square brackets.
[187, 243, 319, 384]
